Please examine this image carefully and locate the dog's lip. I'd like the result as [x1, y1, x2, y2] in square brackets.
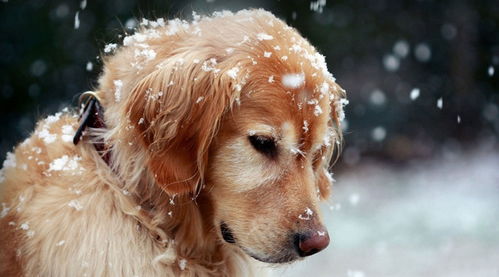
[220, 222, 300, 263]
[241, 246, 299, 264]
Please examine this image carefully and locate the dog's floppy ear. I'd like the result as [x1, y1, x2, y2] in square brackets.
[126, 55, 241, 195]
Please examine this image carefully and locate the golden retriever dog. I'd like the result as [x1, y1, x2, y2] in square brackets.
[0, 9, 347, 276]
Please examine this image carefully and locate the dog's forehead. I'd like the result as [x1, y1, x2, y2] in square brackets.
[240, 80, 331, 152]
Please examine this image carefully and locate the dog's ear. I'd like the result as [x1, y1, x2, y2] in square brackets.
[126, 55, 244, 195]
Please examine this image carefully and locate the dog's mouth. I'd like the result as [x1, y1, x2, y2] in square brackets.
[219, 222, 299, 263]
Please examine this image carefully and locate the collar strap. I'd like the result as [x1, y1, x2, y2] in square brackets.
[73, 91, 111, 165]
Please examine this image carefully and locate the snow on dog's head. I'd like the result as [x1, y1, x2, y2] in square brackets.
[98, 9, 347, 263]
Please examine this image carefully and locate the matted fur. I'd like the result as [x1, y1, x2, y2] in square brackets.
[0, 9, 346, 276]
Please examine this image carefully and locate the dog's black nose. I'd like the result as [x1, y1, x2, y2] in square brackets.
[293, 230, 330, 257]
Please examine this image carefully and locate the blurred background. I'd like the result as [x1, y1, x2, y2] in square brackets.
[1, 0, 498, 276]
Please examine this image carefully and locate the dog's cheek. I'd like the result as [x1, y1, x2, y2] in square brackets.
[317, 168, 333, 200]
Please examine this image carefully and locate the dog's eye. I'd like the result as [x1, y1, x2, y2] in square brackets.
[248, 135, 277, 158]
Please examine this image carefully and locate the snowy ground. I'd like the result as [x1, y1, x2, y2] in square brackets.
[269, 145, 499, 277]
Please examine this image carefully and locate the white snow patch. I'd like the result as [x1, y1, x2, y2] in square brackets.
[1, 203, 10, 218]
[61, 125, 75, 142]
[226, 66, 239, 80]
[282, 73, 305, 89]
[113, 80, 123, 102]
[46, 112, 62, 124]
[298, 207, 314, 220]
[86, 61, 93, 71]
[20, 223, 29, 230]
[134, 48, 157, 61]
[56, 240, 65, 246]
[196, 96, 204, 104]
[314, 105, 323, 116]
[257, 33, 273, 41]
[335, 98, 349, 121]
[3, 152, 16, 168]
[268, 75, 275, 83]
[263, 51, 272, 58]
[38, 128, 57, 144]
[201, 58, 218, 72]
[48, 155, 83, 172]
[104, 43, 118, 53]
[178, 259, 187, 270]
[320, 82, 329, 95]
[302, 120, 309, 133]
[68, 200, 83, 211]
[324, 169, 335, 183]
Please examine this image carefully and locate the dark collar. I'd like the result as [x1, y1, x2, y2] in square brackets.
[73, 92, 111, 165]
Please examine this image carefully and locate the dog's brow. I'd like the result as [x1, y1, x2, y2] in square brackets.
[247, 124, 275, 136]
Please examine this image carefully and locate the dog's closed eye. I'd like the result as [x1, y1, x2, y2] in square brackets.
[248, 135, 277, 158]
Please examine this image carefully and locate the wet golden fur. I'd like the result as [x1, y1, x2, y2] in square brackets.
[0, 9, 345, 276]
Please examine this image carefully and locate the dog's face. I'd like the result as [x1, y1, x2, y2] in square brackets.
[115, 10, 345, 264]
[207, 72, 338, 263]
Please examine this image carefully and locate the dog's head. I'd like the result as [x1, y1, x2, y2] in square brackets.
[102, 10, 346, 263]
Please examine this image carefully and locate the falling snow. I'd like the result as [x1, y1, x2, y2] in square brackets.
[383, 54, 400, 72]
[437, 97, 443, 109]
[415, 43, 432, 62]
[488, 66, 495, 76]
[372, 126, 386, 142]
[410, 88, 420, 100]
[310, 0, 327, 13]
[74, 12, 80, 29]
